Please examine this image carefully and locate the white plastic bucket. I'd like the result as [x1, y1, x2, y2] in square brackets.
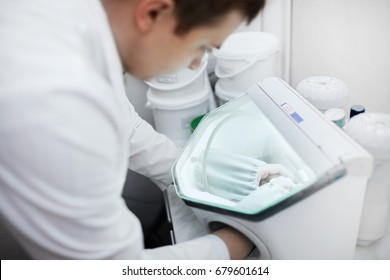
[213, 32, 279, 100]
[124, 73, 155, 126]
[215, 79, 243, 106]
[146, 54, 209, 94]
[146, 55, 212, 147]
[146, 81, 210, 148]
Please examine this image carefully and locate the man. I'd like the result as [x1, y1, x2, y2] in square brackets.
[0, 0, 265, 259]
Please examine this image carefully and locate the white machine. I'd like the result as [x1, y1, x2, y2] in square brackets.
[172, 78, 373, 259]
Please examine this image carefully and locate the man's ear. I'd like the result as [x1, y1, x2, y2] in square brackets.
[134, 0, 175, 34]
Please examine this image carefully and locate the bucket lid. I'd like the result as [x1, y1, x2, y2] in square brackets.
[146, 82, 211, 110]
[324, 108, 345, 122]
[344, 113, 390, 161]
[296, 76, 349, 110]
[145, 53, 208, 91]
[212, 31, 279, 60]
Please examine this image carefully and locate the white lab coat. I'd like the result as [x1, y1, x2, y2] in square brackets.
[0, 0, 228, 259]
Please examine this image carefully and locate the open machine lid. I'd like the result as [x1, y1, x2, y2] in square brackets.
[172, 78, 352, 220]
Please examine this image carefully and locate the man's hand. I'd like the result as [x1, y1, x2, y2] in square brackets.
[257, 164, 295, 186]
[213, 226, 254, 260]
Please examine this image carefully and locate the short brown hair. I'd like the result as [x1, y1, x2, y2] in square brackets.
[173, 0, 266, 34]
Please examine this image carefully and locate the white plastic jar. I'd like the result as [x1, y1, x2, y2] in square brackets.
[344, 113, 390, 246]
[213, 31, 279, 105]
[296, 76, 349, 112]
[145, 54, 213, 147]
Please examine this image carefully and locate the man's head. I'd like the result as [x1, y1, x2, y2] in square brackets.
[172, 0, 264, 35]
[102, 0, 266, 80]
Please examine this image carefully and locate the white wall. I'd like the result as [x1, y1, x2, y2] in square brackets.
[291, 0, 390, 114]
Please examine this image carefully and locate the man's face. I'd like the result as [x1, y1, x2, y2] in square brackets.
[121, 10, 244, 80]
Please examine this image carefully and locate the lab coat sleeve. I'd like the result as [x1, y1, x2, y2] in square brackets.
[126, 104, 180, 191]
[141, 234, 229, 260]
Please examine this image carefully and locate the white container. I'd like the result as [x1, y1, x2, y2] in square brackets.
[124, 73, 155, 126]
[324, 108, 346, 128]
[146, 55, 212, 147]
[296, 76, 349, 112]
[213, 32, 279, 102]
[214, 79, 242, 106]
[344, 113, 390, 246]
